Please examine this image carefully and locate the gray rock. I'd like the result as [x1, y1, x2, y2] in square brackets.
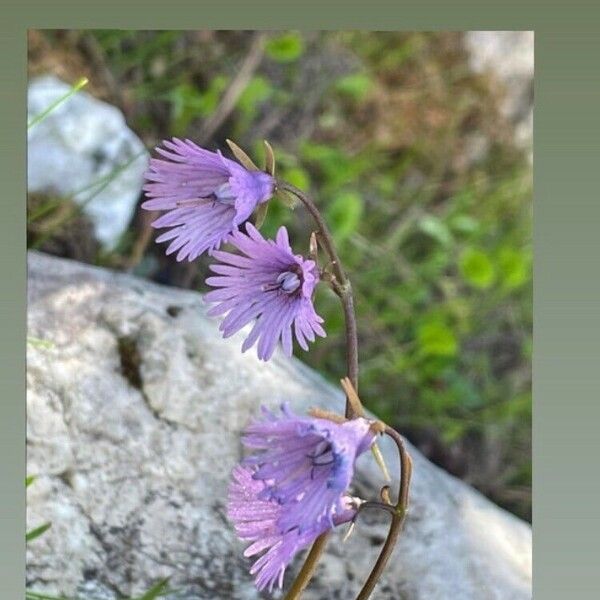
[27, 252, 532, 600]
[27, 75, 149, 249]
[464, 32, 534, 154]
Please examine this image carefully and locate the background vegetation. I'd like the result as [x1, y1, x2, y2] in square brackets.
[28, 30, 532, 520]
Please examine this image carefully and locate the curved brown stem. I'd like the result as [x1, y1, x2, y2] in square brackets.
[355, 427, 413, 600]
[282, 532, 330, 600]
[277, 182, 411, 600]
[278, 181, 361, 598]
[278, 181, 359, 411]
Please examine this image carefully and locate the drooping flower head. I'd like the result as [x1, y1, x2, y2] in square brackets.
[205, 223, 325, 361]
[142, 138, 274, 261]
[228, 404, 376, 592]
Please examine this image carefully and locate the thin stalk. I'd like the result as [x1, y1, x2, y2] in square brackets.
[279, 180, 361, 599]
[31, 150, 147, 249]
[278, 182, 411, 600]
[28, 77, 88, 129]
[355, 426, 413, 600]
[282, 532, 330, 600]
[278, 181, 359, 412]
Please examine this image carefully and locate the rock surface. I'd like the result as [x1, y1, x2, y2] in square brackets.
[464, 31, 534, 154]
[27, 75, 149, 249]
[27, 252, 532, 600]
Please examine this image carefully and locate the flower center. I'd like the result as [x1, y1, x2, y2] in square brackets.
[214, 182, 236, 205]
[262, 265, 303, 295]
[307, 440, 336, 480]
[276, 271, 301, 294]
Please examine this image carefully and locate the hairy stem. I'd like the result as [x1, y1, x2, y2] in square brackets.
[355, 427, 413, 600]
[278, 181, 359, 411]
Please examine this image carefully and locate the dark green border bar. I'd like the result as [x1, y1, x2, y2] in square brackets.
[535, 28, 600, 599]
[2, 2, 600, 599]
[0, 19, 26, 600]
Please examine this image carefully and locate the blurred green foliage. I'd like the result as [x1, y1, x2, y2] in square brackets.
[29, 30, 532, 520]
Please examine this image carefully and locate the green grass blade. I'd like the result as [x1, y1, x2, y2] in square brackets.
[31, 149, 147, 250]
[26, 593, 71, 600]
[27, 337, 55, 349]
[26, 522, 52, 542]
[28, 77, 89, 129]
[27, 198, 65, 224]
[135, 577, 172, 599]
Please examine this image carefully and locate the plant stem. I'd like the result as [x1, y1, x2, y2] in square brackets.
[355, 426, 413, 600]
[278, 182, 411, 600]
[28, 77, 88, 129]
[282, 532, 330, 600]
[278, 181, 362, 599]
[278, 181, 359, 414]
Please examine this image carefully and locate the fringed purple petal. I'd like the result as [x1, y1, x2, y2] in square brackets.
[142, 138, 274, 261]
[228, 406, 374, 592]
[205, 224, 325, 360]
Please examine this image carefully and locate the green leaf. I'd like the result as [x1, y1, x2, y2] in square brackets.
[253, 202, 269, 229]
[27, 337, 54, 349]
[449, 214, 479, 235]
[226, 139, 259, 171]
[334, 73, 373, 101]
[26, 475, 36, 488]
[417, 321, 457, 357]
[26, 592, 71, 600]
[325, 191, 363, 242]
[498, 247, 531, 290]
[265, 32, 304, 63]
[238, 76, 272, 117]
[135, 577, 172, 600]
[282, 167, 310, 191]
[26, 522, 52, 542]
[459, 248, 495, 289]
[275, 188, 299, 209]
[418, 215, 452, 246]
[169, 76, 228, 134]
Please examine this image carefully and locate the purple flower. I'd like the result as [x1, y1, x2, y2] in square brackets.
[228, 405, 376, 592]
[205, 224, 326, 361]
[142, 138, 274, 262]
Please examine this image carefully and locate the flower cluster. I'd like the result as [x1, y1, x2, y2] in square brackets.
[228, 405, 375, 591]
[143, 138, 380, 595]
[143, 138, 325, 360]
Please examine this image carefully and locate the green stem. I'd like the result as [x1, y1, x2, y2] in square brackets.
[28, 77, 88, 129]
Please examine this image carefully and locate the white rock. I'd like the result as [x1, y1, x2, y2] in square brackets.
[465, 31, 534, 154]
[27, 252, 532, 599]
[27, 75, 149, 249]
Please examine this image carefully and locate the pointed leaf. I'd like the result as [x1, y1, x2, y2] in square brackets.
[136, 577, 172, 600]
[25, 592, 71, 600]
[26, 522, 52, 542]
[226, 139, 259, 171]
[276, 188, 298, 209]
[309, 232, 319, 262]
[254, 202, 269, 230]
[263, 140, 276, 176]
